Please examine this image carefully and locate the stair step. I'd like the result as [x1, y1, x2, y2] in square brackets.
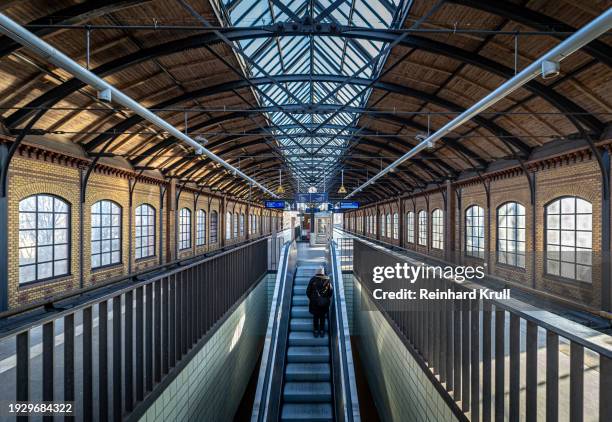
[293, 285, 307, 296]
[290, 318, 327, 332]
[287, 346, 330, 363]
[283, 382, 332, 403]
[289, 331, 328, 346]
[291, 306, 310, 318]
[281, 403, 333, 421]
[285, 363, 331, 381]
[294, 277, 311, 285]
[293, 296, 308, 306]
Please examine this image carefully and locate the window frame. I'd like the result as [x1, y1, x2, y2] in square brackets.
[135, 203, 156, 261]
[393, 213, 399, 239]
[196, 209, 207, 246]
[418, 210, 427, 246]
[406, 211, 415, 243]
[178, 208, 192, 251]
[18, 194, 71, 284]
[465, 205, 485, 259]
[431, 209, 444, 250]
[91, 199, 122, 270]
[226, 212, 232, 240]
[496, 202, 526, 269]
[210, 211, 218, 244]
[544, 196, 592, 283]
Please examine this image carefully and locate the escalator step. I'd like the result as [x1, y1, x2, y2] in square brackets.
[285, 363, 331, 381]
[289, 331, 328, 346]
[283, 382, 332, 403]
[281, 403, 333, 421]
[287, 346, 329, 363]
[291, 306, 310, 318]
[290, 318, 327, 332]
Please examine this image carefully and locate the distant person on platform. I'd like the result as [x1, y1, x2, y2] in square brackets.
[306, 266, 333, 338]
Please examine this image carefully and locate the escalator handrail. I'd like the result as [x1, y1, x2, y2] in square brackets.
[251, 239, 296, 422]
[330, 240, 361, 422]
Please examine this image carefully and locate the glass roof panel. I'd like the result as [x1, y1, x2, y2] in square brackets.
[217, 0, 408, 190]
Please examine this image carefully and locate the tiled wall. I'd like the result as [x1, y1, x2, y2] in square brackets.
[139, 274, 275, 422]
[351, 278, 458, 422]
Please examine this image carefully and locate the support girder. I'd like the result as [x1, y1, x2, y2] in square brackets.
[0, 0, 150, 58]
[87, 74, 532, 157]
[4, 26, 603, 135]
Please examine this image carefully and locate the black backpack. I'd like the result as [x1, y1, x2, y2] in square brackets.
[314, 277, 331, 308]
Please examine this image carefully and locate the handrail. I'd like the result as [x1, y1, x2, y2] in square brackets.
[0, 237, 270, 422]
[0, 233, 276, 321]
[329, 239, 361, 422]
[251, 239, 296, 422]
[338, 229, 612, 358]
[0, 237, 270, 339]
[348, 235, 612, 420]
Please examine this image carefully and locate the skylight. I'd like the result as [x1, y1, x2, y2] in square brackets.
[217, 0, 409, 191]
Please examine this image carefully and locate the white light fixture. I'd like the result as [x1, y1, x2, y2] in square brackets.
[541, 60, 560, 79]
[97, 88, 112, 102]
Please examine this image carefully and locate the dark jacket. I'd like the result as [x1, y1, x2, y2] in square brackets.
[306, 275, 333, 315]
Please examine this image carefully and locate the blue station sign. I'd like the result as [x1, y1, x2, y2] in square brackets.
[339, 201, 360, 209]
[264, 200, 286, 209]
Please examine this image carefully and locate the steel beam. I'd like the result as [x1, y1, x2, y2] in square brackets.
[4, 26, 603, 134]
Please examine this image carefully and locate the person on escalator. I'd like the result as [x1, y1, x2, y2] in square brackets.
[306, 266, 333, 338]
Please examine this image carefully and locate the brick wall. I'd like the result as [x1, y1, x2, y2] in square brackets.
[5, 148, 274, 310]
[344, 152, 610, 312]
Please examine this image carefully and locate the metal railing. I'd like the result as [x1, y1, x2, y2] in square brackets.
[328, 240, 361, 422]
[351, 238, 612, 422]
[0, 237, 269, 421]
[252, 239, 297, 422]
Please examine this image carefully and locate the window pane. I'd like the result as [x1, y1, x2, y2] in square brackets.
[38, 196, 53, 212]
[19, 247, 36, 265]
[19, 196, 36, 211]
[20, 266, 36, 283]
[38, 262, 52, 279]
[19, 213, 36, 229]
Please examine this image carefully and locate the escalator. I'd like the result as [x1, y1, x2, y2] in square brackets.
[282, 264, 333, 420]
[252, 241, 360, 422]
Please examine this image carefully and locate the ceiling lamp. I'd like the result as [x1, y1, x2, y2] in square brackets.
[276, 168, 285, 195]
[338, 170, 347, 194]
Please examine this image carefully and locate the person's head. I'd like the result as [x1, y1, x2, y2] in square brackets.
[316, 266, 325, 276]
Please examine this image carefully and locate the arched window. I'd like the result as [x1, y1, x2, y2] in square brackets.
[233, 213, 238, 238]
[240, 213, 245, 236]
[225, 212, 232, 240]
[19, 194, 70, 283]
[418, 210, 427, 246]
[92, 200, 121, 269]
[196, 210, 206, 246]
[432, 209, 444, 250]
[393, 213, 399, 239]
[465, 205, 485, 258]
[210, 211, 218, 244]
[497, 202, 526, 268]
[406, 212, 415, 243]
[373, 215, 377, 235]
[135, 204, 155, 260]
[545, 197, 592, 282]
[386, 214, 391, 238]
[179, 208, 191, 250]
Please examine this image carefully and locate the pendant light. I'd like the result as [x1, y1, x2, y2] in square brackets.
[276, 168, 285, 195]
[338, 169, 347, 194]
